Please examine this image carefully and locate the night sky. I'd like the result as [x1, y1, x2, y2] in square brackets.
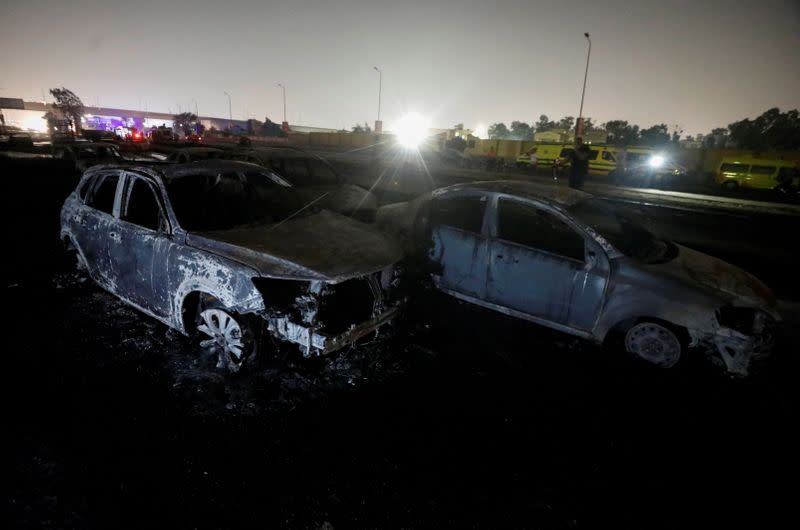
[1, 0, 798, 135]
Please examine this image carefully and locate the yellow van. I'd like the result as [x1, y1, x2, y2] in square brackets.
[515, 143, 569, 168]
[715, 157, 800, 189]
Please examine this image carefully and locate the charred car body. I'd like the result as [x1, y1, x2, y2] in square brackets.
[60, 161, 403, 371]
[377, 181, 779, 376]
[225, 146, 378, 221]
[52, 141, 125, 173]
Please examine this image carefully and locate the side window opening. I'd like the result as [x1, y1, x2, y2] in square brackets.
[497, 199, 585, 262]
[123, 178, 165, 231]
[87, 174, 119, 215]
[720, 163, 749, 173]
[77, 176, 94, 201]
[602, 151, 615, 161]
[431, 195, 487, 234]
[750, 165, 776, 175]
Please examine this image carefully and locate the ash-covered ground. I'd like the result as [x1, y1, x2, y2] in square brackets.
[3, 156, 799, 529]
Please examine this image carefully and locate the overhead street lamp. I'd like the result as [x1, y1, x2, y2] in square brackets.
[576, 32, 591, 143]
[223, 91, 232, 129]
[373, 66, 383, 134]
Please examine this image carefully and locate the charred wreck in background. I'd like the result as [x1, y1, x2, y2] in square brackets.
[60, 161, 403, 371]
[377, 181, 780, 376]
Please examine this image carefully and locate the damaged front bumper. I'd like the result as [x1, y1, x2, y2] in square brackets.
[268, 302, 402, 357]
[710, 326, 774, 377]
[692, 309, 778, 377]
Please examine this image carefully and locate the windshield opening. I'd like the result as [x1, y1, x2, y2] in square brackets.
[567, 199, 674, 263]
[166, 170, 309, 231]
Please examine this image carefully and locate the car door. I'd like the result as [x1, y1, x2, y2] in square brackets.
[428, 193, 490, 300]
[487, 197, 609, 331]
[77, 171, 123, 290]
[111, 173, 173, 316]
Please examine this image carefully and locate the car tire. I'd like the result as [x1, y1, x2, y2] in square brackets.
[623, 320, 685, 369]
[722, 181, 738, 190]
[196, 299, 260, 373]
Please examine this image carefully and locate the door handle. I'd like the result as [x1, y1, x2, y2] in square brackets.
[109, 231, 121, 243]
[495, 254, 503, 259]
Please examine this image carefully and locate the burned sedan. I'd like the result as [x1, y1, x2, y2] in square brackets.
[377, 180, 779, 376]
[60, 161, 403, 371]
[227, 146, 379, 221]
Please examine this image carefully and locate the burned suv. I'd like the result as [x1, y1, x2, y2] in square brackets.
[60, 161, 403, 371]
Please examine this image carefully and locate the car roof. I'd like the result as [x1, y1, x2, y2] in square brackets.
[83, 160, 271, 183]
[719, 156, 797, 166]
[247, 146, 320, 159]
[159, 159, 270, 180]
[173, 146, 225, 154]
[55, 142, 118, 149]
[436, 180, 592, 207]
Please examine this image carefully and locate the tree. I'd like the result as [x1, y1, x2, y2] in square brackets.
[727, 108, 800, 150]
[703, 127, 728, 148]
[173, 112, 204, 136]
[509, 121, 534, 140]
[603, 120, 640, 146]
[49, 87, 84, 133]
[351, 122, 372, 133]
[445, 136, 467, 152]
[488, 122, 510, 139]
[535, 114, 555, 132]
[639, 123, 671, 147]
[556, 116, 575, 131]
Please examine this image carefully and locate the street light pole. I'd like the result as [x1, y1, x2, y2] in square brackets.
[223, 91, 232, 129]
[193, 100, 200, 135]
[277, 84, 286, 124]
[577, 32, 591, 142]
[373, 66, 382, 133]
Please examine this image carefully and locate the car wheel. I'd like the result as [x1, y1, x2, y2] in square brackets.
[722, 181, 738, 190]
[197, 302, 259, 373]
[624, 321, 683, 368]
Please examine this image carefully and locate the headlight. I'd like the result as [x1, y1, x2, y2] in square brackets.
[716, 306, 761, 334]
[648, 155, 665, 168]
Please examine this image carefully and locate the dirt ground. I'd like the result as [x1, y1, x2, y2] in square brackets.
[3, 157, 798, 529]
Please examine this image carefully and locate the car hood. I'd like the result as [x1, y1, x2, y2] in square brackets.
[648, 243, 776, 309]
[186, 209, 402, 282]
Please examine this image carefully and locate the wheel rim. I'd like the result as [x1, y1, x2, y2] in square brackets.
[198, 309, 246, 368]
[625, 322, 682, 367]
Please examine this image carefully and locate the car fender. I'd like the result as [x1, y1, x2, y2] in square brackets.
[170, 250, 265, 333]
[593, 266, 721, 342]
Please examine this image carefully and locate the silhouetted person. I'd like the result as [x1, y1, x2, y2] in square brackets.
[569, 143, 591, 190]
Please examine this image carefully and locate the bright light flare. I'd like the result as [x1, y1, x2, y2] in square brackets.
[648, 154, 665, 168]
[395, 112, 430, 149]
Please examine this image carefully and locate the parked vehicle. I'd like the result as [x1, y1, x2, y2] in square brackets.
[0, 132, 35, 150]
[60, 161, 404, 371]
[613, 155, 689, 188]
[226, 146, 379, 221]
[376, 180, 779, 376]
[166, 147, 226, 163]
[516, 143, 568, 170]
[52, 142, 125, 172]
[715, 156, 800, 190]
